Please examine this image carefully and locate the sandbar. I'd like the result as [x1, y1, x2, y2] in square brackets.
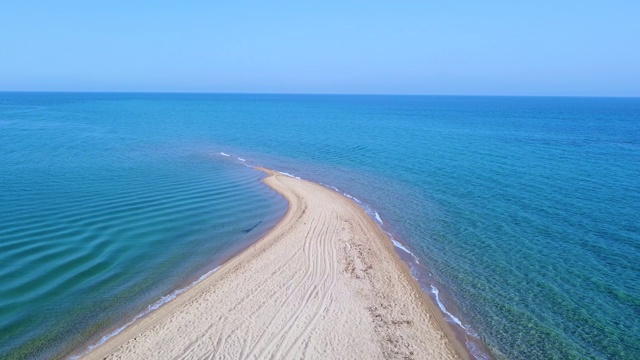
[82, 169, 463, 359]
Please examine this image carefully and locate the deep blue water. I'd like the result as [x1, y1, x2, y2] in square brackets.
[1, 93, 639, 359]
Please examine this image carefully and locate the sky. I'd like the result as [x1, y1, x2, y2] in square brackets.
[1, 1, 639, 96]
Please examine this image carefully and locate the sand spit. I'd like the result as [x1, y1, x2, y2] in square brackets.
[83, 169, 462, 360]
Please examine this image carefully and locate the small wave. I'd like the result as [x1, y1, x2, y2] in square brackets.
[237, 157, 246, 162]
[70, 266, 221, 359]
[387, 234, 420, 265]
[276, 171, 301, 180]
[466, 340, 492, 360]
[430, 285, 477, 337]
[373, 212, 383, 225]
[343, 193, 362, 204]
[321, 183, 341, 193]
[321, 183, 363, 204]
[320, 184, 384, 235]
[220, 152, 230, 157]
[391, 238, 413, 255]
[409, 264, 420, 278]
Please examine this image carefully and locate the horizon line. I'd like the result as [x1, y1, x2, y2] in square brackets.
[0, 90, 638, 99]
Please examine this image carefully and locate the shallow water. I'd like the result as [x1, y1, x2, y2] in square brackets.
[0, 93, 287, 359]
[1, 93, 639, 359]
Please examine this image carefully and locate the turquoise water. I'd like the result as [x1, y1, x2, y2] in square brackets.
[0, 93, 287, 359]
[1, 93, 639, 359]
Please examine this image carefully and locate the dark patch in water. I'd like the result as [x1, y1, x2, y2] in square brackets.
[242, 220, 263, 233]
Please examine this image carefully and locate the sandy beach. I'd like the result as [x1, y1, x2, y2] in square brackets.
[82, 169, 463, 360]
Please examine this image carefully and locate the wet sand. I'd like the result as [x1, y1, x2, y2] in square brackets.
[82, 169, 463, 359]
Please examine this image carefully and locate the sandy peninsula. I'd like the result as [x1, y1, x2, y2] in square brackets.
[82, 169, 463, 360]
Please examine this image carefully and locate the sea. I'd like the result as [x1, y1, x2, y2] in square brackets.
[0, 92, 638, 359]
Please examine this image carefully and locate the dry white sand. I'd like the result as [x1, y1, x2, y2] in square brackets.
[83, 169, 463, 360]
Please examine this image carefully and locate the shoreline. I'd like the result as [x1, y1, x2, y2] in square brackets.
[77, 168, 467, 359]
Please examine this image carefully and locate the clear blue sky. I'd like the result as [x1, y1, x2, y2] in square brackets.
[1, 1, 638, 96]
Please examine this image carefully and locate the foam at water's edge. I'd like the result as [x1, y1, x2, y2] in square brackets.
[431, 285, 472, 333]
[430, 285, 490, 360]
[70, 266, 221, 360]
[320, 183, 385, 226]
[275, 171, 301, 180]
[342, 192, 362, 204]
[390, 238, 417, 260]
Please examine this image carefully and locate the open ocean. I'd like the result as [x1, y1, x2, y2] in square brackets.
[1, 93, 639, 359]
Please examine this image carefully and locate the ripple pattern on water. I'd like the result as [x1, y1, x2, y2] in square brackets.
[0, 95, 287, 359]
